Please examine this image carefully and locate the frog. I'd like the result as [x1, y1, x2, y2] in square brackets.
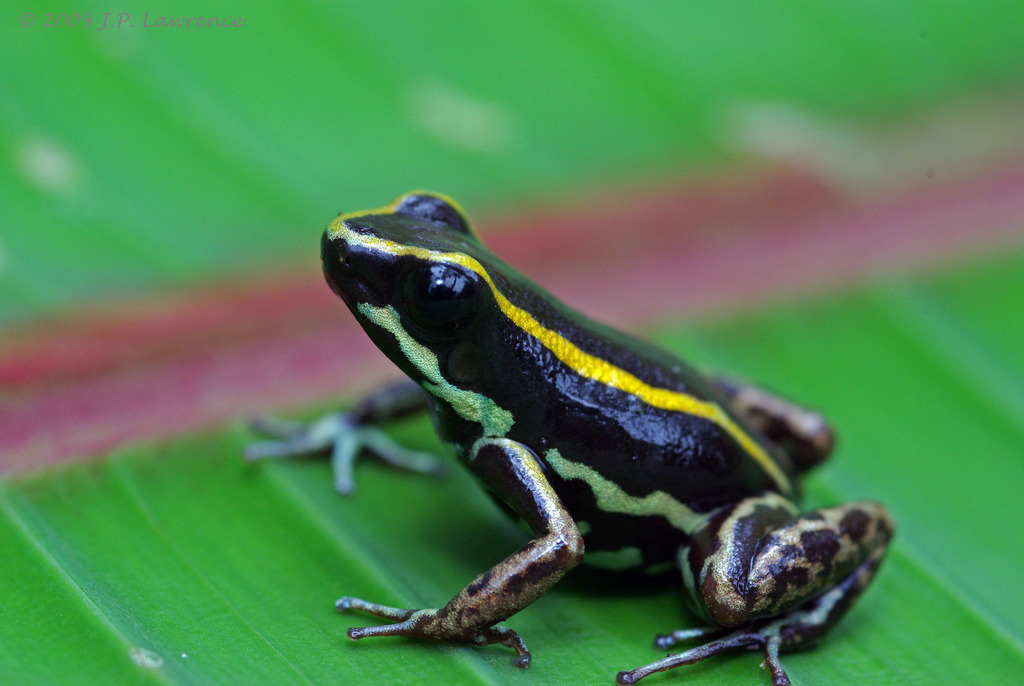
[246, 191, 894, 685]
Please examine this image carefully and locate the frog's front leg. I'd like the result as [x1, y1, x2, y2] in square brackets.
[245, 380, 443, 493]
[619, 493, 893, 685]
[338, 438, 584, 667]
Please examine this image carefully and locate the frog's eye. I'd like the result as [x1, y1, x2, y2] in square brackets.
[393, 193, 472, 235]
[399, 263, 481, 339]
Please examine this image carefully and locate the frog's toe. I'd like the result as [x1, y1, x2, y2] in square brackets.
[470, 625, 531, 669]
[247, 414, 306, 440]
[244, 439, 288, 461]
[358, 428, 446, 476]
[243, 434, 325, 461]
[652, 625, 726, 650]
[336, 596, 420, 621]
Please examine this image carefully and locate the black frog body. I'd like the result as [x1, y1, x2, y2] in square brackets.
[251, 191, 893, 685]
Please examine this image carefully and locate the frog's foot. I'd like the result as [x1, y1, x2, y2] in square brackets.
[618, 626, 789, 686]
[245, 412, 444, 494]
[336, 597, 531, 668]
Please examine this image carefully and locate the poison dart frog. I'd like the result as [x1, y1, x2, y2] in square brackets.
[247, 192, 893, 685]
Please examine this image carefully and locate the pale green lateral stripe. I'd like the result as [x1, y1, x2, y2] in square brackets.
[357, 303, 514, 436]
[545, 449, 706, 534]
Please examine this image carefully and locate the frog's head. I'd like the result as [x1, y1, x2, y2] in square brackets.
[321, 192, 500, 384]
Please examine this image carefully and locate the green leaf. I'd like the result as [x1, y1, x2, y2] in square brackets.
[4, 249, 1024, 684]
[5, 1, 1024, 683]
[4, 0, 1024, 323]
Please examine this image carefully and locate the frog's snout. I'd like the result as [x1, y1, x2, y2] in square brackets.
[321, 226, 393, 309]
[321, 229, 352, 298]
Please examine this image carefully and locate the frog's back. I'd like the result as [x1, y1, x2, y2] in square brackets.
[490, 309, 792, 496]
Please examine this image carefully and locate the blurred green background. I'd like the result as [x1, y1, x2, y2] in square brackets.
[3, 2, 1024, 685]
[3, 0, 1024, 324]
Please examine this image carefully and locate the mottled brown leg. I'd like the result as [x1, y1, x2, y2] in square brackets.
[683, 493, 892, 627]
[338, 438, 583, 667]
[619, 493, 893, 685]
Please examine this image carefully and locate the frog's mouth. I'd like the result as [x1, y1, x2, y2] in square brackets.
[321, 230, 389, 310]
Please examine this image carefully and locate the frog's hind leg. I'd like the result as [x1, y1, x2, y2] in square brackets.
[711, 375, 835, 472]
[619, 546, 886, 685]
[619, 494, 893, 685]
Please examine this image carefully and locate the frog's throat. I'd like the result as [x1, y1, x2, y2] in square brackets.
[337, 222, 792, 496]
[357, 303, 514, 437]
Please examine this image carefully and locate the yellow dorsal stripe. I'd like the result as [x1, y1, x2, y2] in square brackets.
[328, 218, 793, 495]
